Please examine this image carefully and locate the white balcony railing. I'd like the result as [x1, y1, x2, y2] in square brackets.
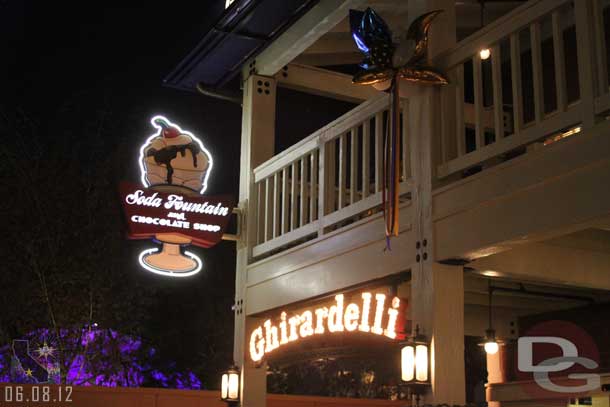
[248, 0, 610, 259]
[435, 0, 610, 179]
[251, 94, 411, 258]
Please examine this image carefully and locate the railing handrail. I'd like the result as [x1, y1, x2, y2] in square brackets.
[435, 0, 571, 70]
[253, 94, 389, 182]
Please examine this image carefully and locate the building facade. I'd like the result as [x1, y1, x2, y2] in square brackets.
[168, 1, 610, 406]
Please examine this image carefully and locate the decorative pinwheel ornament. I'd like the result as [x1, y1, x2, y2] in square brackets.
[350, 8, 448, 86]
[350, 8, 448, 248]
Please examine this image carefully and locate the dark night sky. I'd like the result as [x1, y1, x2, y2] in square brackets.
[1, 0, 354, 388]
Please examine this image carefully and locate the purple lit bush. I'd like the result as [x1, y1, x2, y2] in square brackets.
[0, 328, 201, 389]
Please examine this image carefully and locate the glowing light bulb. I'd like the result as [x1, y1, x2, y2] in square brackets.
[480, 48, 491, 60]
[484, 340, 499, 355]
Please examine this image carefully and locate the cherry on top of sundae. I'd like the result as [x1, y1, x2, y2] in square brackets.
[156, 118, 181, 139]
[140, 116, 212, 194]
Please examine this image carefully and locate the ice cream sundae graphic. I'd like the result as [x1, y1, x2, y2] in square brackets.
[136, 116, 214, 277]
[140, 116, 213, 194]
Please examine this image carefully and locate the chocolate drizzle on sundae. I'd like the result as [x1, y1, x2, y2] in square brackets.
[146, 142, 201, 184]
[141, 117, 211, 192]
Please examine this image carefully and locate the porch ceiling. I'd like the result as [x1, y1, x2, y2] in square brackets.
[468, 228, 610, 292]
[296, 0, 527, 67]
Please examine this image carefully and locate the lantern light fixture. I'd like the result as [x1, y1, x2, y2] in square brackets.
[483, 328, 500, 355]
[400, 325, 430, 395]
[221, 365, 240, 405]
[478, 0, 491, 61]
[479, 280, 504, 354]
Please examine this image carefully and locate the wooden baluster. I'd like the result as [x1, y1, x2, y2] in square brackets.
[350, 126, 358, 205]
[311, 150, 318, 222]
[300, 156, 308, 227]
[375, 112, 384, 192]
[362, 119, 370, 198]
[574, 0, 597, 129]
[257, 182, 263, 244]
[473, 54, 484, 149]
[291, 161, 298, 231]
[401, 99, 410, 180]
[530, 21, 545, 123]
[281, 167, 289, 234]
[318, 144, 327, 233]
[455, 64, 466, 156]
[338, 133, 346, 209]
[326, 139, 336, 214]
[273, 172, 280, 238]
[552, 10, 568, 112]
[265, 177, 271, 242]
[510, 33, 523, 137]
[491, 44, 505, 139]
[593, 0, 609, 96]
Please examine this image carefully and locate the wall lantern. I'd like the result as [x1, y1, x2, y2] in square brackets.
[221, 365, 240, 405]
[400, 325, 430, 394]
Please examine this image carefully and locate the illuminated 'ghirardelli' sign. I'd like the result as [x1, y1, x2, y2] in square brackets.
[120, 116, 234, 277]
[249, 291, 404, 362]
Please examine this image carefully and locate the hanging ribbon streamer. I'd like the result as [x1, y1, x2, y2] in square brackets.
[383, 75, 401, 250]
[349, 7, 448, 250]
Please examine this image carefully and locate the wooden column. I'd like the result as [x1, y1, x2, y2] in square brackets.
[407, 1, 464, 404]
[234, 74, 277, 407]
[408, 82, 466, 406]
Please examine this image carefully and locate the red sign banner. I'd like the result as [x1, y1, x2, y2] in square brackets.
[119, 182, 234, 248]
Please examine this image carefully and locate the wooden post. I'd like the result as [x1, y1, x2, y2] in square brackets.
[408, 84, 466, 406]
[234, 74, 277, 407]
[408, 1, 464, 405]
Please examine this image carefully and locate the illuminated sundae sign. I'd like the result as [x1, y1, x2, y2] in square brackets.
[249, 290, 405, 362]
[120, 116, 234, 277]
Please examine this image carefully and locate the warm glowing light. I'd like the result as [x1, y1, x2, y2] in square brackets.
[221, 374, 228, 399]
[220, 366, 240, 402]
[480, 48, 491, 60]
[358, 292, 372, 332]
[344, 303, 360, 332]
[138, 248, 203, 278]
[401, 345, 415, 381]
[415, 344, 429, 381]
[299, 311, 314, 337]
[544, 126, 582, 146]
[328, 294, 345, 332]
[371, 294, 386, 335]
[228, 372, 239, 400]
[249, 327, 264, 362]
[384, 297, 400, 339]
[484, 341, 499, 355]
[314, 307, 328, 334]
[139, 115, 213, 194]
[225, 0, 236, 8]
[248, 291, 402, 362]
[264, 320, 279, 352]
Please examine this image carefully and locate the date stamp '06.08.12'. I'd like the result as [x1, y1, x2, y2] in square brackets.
[2, 385, 73, 406]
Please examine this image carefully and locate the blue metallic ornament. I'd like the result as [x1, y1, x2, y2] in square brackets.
[349, 8, 448, 86]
